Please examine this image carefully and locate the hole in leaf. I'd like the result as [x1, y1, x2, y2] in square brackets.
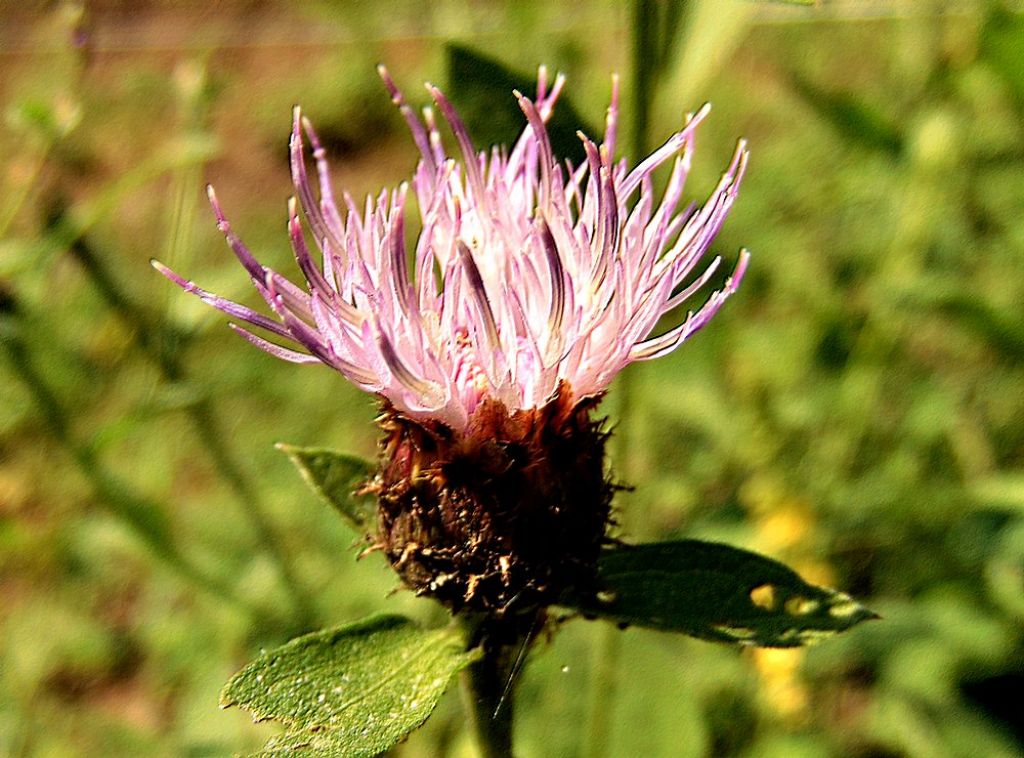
[827, 595, 864, 618]
[784, 595, 819, 616]
[749, 584, 776, 610]
[713, 625, 757, 641]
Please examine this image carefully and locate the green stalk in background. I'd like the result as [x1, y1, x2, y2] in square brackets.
[58, 47, 319, 633]
[585, 2, 754, 755]
[584, 4, 667, 754]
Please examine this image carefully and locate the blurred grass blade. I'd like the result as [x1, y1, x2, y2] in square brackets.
[980, 6, 1024, 111]
[278, 444, 376, 532]
[918, 289, 1024, 359]
[12, 134, 220, 278]
[72, 134, 220, 235]
[657, 0, 688, 69]
[221, 615, 478, 757]
[0, 313, 262, 620]
[564, 540, 877, 647]
[58, 229, 319, 631]
[790, 74, 903, 156]
[971, 474, 1024, 513]
[650, 0, 753, 123]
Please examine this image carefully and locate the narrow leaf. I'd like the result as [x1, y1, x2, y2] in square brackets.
[221, 615, 478, 757]
[564, 540, 877, 647]
[789, 74, 903, 156]
[924, 290, 1024, 358]
[277, 444, 376, 531]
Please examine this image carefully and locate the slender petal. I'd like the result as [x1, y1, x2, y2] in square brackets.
[157, 69, 749, 430]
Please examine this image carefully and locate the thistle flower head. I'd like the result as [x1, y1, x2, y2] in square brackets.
[157, 68, 750, 614]
[156, 66, 748, 432]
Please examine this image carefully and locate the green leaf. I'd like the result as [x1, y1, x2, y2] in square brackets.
[445, 44, 597, 165]
[277, 444, 376, 532]
[221, 615, 478, 757]
[564, 540, 877, 647]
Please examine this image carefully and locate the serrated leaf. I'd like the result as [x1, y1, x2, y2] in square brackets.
[277, 444, 376, 531]
[564, 540, 877, 647]
[221, 615, 478, 757]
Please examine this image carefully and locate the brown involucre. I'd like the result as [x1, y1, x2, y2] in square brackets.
[374, 383, 614, 616]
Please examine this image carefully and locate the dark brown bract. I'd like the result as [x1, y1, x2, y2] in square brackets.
[375, 384, 613, 616]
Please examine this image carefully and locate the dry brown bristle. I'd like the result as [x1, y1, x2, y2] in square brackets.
[375, 383, 613, 616]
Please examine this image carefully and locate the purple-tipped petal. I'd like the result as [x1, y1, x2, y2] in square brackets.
[427, 83, 487, 202]
[229, 324, 320, 364]
[161, 67, 748, 428]
[378, 64, 437, 173]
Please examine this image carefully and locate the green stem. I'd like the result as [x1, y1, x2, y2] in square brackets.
[461, 649, 515, 758]
[459, 615, 534, 758]
[0, 145, 53, 242]
[16, 34, 314, 628]
[584, 4, 667, 755]
[631, 0, 658, 160]
[583, 621, 623, 757]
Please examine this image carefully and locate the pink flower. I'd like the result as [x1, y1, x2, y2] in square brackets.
[156, 67, 749, 431]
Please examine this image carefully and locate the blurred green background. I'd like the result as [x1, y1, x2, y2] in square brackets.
[2, 1, 1023, 756]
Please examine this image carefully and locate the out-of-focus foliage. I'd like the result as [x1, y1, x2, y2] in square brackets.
[1, 2, 1022, 757]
